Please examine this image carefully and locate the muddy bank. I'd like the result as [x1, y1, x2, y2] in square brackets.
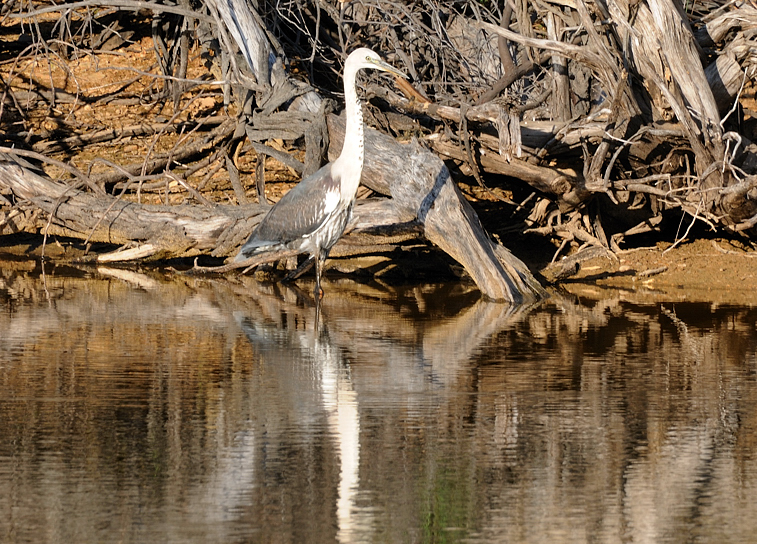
[558, 238, 757, 305]
[3, 231, 757, 306]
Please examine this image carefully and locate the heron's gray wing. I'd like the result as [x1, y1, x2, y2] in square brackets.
[241, 163, 340, 251]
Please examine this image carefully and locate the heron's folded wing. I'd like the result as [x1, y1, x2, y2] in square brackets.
[244, 163, 340, 249]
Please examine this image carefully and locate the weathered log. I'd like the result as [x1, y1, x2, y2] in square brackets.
[0, 154, 255, 258]
[700, 5, 757, 117]
[705, 52, 746, 116]
[0, 146, 545, 302]
[605, 0, 727, 189]
[427, 137, 585, 205]
[696, 4, 757, 47]
[327, 115, 546, 303]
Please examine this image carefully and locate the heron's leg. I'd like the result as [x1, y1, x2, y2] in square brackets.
[314, 254, 324, 299]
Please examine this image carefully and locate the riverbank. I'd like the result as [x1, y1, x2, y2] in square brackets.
[3, 231, 757, 305]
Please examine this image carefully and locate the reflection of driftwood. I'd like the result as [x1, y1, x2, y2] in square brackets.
[5, 264, 757, 542]
[231, 275, 534, 388]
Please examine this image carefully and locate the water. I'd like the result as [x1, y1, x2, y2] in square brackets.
[2, 264, 757, 543]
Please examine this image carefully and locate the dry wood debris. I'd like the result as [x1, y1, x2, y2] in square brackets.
[0, 0, 756, 300]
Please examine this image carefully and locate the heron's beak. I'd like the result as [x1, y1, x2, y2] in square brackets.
[373, 58, 408, 80]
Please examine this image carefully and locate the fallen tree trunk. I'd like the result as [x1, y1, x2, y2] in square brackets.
[0, 154, 252, 257]
[0, 142, 545, 303]
[327, 115, 545, 302]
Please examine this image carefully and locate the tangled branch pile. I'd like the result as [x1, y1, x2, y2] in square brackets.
[0, 0, 756, 292]
[303, 0, 757, 252]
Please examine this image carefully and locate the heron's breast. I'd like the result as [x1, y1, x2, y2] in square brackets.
[303, 202, 352, 255]
[323, 187, 340, 215]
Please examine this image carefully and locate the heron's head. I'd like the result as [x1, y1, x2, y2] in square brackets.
[347, 48, 407, 79]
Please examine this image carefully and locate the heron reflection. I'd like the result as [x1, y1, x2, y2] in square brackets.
[236, 301, 367, 543]
[233, 280, 531, 541]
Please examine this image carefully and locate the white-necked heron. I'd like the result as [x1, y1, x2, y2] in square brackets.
[234, 48, 407, 297]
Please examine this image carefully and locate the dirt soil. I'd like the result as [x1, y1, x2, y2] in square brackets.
[560, 238, 757, 305]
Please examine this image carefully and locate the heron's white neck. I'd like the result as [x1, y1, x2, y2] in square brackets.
[335, 63, 364, 198]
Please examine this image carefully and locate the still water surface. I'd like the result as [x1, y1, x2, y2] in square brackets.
[2, 264, 757, 543]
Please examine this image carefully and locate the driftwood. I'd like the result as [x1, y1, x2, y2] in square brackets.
[0, 119, 545, 303]
[327, 115, 546, 302]
[1, 0, 756, 295]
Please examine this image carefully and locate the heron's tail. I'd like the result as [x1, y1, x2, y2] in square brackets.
[233, 238, 273, 262]
[233, 242, 256, 262]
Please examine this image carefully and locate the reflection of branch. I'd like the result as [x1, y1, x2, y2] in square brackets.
[661, 305, 687, 334]
[96, 266, 161, 290]
[231, 277, 533, 379]
[422, 299, 536, 384]
[661, 305, 702, 361]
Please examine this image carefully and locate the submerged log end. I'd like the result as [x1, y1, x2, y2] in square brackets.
[325, 114, 548, 302]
